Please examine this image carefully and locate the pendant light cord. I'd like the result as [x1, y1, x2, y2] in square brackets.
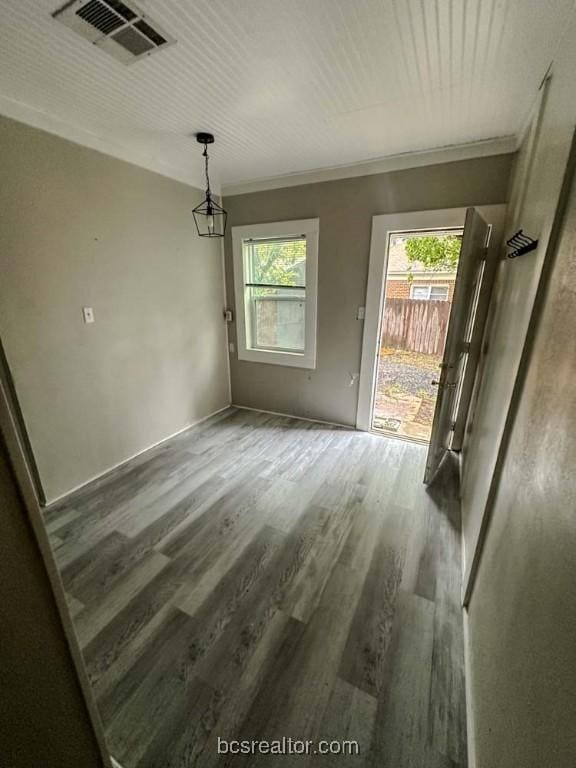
[203, 145, 211, 198]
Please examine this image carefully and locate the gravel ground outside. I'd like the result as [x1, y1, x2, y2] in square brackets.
[373, 348, 442, 441]
[378, 348, 441, 397]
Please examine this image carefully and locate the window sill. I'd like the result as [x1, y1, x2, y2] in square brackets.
[237, 347, 316, 370]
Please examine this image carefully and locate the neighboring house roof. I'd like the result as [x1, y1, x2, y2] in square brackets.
[387, 233, 459, 278]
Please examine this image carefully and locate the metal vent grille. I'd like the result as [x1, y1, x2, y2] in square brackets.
[53, 0, 175, 65]
[112, 26, 154, 55]
[134, 19, 166, 46]
[76, 0, 124, 34]
[106, 0, 136, 21]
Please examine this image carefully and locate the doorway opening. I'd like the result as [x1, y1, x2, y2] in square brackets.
[371, 228, 463, 443]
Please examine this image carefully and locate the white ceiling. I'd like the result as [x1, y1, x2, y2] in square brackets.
[0, 0, 573, 192]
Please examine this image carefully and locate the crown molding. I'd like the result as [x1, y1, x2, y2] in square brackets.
[0, 94, 212, 193]
[222, 136, 519, 197]
[0, 93, 517, 199]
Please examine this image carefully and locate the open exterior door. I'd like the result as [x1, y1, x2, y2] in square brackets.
[424, 208, 491, 484]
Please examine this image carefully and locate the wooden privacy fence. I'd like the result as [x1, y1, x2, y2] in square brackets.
[380, 298, 451, 356]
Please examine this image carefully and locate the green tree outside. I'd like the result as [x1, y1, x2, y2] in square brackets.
[404, 235, 461, 282]
[249, 240, 306, 295]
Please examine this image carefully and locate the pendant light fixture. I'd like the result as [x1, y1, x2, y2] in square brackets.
[192, 132, 227, 238]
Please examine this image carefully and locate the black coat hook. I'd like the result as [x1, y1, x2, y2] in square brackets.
[506, 229, 538, 259]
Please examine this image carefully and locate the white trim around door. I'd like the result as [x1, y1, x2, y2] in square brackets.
[357, 207, 467, 431]
[356, 205, 507, 433]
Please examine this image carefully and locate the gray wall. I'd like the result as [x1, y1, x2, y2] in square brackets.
[223, 154, 514, 425]
[465, 12, 576, 767]
[0, 117, 230, 502]
[469, 145, 576, 767]
[0, 433, 104, 767]
[461, 11, 576, 591]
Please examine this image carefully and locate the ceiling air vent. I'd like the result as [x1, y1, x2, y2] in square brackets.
[52, 0, 175, 65]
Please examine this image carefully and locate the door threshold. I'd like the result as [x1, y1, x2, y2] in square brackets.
[369, 428, 429, 447]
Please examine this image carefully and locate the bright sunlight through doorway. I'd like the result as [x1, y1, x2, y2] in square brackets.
[371, 228, 463, 443]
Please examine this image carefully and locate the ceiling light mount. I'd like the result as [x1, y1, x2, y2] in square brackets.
[196, 132, 215, 145]
[192, 132, 226, 238]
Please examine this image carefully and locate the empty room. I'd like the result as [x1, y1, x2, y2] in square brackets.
[1, 2, 575, 767]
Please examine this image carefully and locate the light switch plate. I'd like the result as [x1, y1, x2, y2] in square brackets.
[82, 307, 95, 324]
[357, 306, 366, 320]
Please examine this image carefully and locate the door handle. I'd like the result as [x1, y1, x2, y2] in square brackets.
[431, 380, 457, 389]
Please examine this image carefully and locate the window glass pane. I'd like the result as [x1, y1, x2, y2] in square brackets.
[411, 285, 430, 299]
[252, 293, 305, 351]
[244, 237, 306, 352]
[430, 286, 449, 300]
[246, 238, 306, 287]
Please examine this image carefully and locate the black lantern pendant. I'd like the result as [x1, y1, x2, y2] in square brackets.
[192, 132, 227, 238]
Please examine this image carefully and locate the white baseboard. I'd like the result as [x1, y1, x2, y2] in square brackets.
[463, 608, 477, 768]
[44, 404, 231, 506]
[231, 403, 353, 430]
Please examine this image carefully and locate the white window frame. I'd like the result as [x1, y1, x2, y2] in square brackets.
[410, 283, 450, 300]
[232, 219, 319, 369]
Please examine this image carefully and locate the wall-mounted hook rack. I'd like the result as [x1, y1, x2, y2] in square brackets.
[506, 229, 538, 259]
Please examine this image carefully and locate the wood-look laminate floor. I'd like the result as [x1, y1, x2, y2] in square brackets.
[45, 407, 467, 768]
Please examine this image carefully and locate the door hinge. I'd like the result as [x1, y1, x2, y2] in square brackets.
[461, 341, 471, 354]
[450, 421, 457, 431]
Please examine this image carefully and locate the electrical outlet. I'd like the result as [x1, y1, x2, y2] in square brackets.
[82, 307, 95, 324]
[357, 306, 365, 320]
